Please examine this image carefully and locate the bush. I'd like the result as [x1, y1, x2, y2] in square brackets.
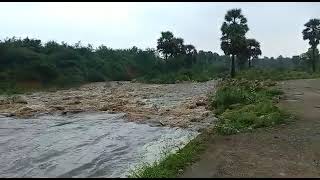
[210, 79, 276, 114]
[210, 79, 289, 135]
[216, 101, 287, 135]
[212, 86, 253, 111]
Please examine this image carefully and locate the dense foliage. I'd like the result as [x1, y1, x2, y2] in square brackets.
[0, 34, 318, 95]
[0, 35, 231, 94]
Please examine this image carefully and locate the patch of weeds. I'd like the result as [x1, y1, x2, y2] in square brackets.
[210, 78, 290, 135]
[215, 101, 289, 135]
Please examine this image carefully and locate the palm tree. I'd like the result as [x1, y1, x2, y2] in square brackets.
[221, 9, 249, 77]
[302, 19, 320, 72]
[246, 39, 262, 68]
[237, 38, 261, 69]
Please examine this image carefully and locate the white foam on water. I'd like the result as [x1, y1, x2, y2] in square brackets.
[124, 127, 199, 177]
[0, 112, 199, 178]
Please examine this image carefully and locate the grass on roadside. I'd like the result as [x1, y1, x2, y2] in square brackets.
[215, 100, 289, 135]
[128, 128, 214, 178]
[210, 78, 290, 135]
[236, 69, 320, 81]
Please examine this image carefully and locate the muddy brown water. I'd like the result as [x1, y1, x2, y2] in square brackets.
[0, 80, 218, 177]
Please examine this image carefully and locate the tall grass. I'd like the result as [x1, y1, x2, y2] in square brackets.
[210, 79, 290, 135]
[236, 69, 320, 81]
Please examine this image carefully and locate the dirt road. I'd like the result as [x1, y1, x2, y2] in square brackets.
[181, 78, 320, 178]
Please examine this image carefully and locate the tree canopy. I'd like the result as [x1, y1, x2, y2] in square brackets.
[302, 18, 320, 72]
[220, 8, 249, 77]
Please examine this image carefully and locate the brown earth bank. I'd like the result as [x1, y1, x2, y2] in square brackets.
[180, 78, 320, 178]
[0, 80, 217, 131]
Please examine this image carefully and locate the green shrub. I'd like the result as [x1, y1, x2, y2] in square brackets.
[212, 86, 253, 111]
[216, 101, 287, 135]
[210, 79, 289, 135]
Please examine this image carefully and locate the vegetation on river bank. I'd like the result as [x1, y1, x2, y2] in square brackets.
[210, 79, 292, 135]
[128, 128, 214, 178]
[129, 78, 292, 178]
[236, 69, 320, 81]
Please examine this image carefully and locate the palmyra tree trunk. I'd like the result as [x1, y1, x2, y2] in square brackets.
[312, 47, 316, 72]
[231, 54, 235, 78]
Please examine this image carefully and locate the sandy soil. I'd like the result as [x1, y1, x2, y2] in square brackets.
[181, 78, 320, 178]
[0, 80, 217, 130]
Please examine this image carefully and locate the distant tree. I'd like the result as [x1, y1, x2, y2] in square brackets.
[292, 55, 301, 68]
[184, 44, 197, 66]
[156, 31, 187, 60]
[172, 37, 185, 57]
[301, 48, 320, 71]
[184, 44, 197, 56]
[44, 41, 60, 54]
[277, 55, 284, 59]
[302, 18, 320, 72]
[246, 39, 261, 68]
[220, 8, 249, 77]
[156, 31, 175, 60]
[22, 37, 42, 52]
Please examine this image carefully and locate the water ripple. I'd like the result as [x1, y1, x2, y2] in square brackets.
[0, 112, 198, 177]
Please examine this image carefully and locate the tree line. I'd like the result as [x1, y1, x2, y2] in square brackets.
[219, 8, 319, 77]
[0, 8, 319, 92]
[0, 34, 230, 91]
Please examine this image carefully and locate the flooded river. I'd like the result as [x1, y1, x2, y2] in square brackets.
[0, 112, 198, 178]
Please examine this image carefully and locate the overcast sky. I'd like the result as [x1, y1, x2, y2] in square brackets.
[0, 2, 319, 57]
